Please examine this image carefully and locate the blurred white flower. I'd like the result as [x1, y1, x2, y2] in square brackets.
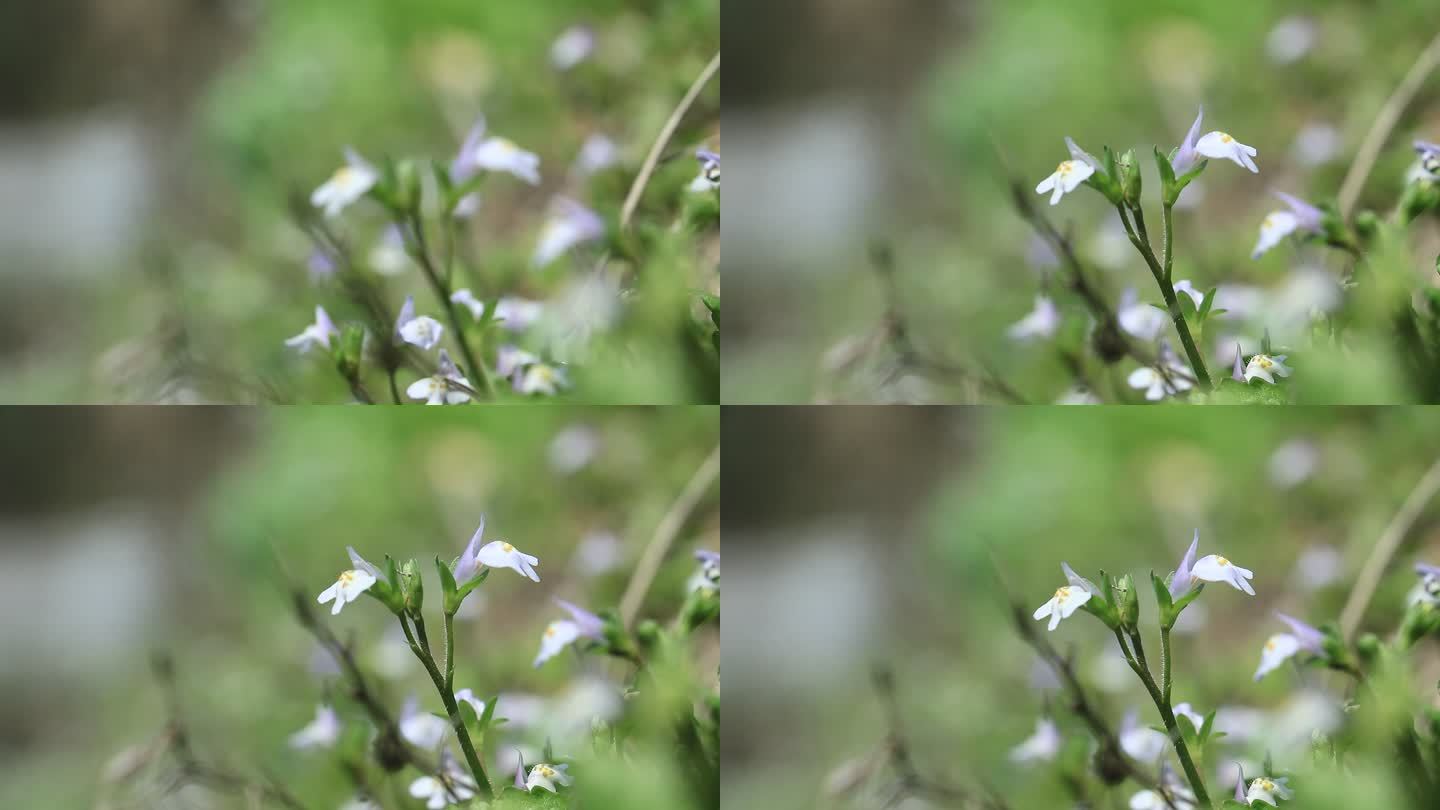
[572, 530, 622, 575]
[454, 688, 486, 715]
[1035, 137, 1100, 205]
[317, 562, 377, 616]
[1128, 355, 1193, 401]
[548, 425, 600, 474]
[286, 306, 339, 354]
[525, 763, 573, 793]
[1266, 16, 1318, 64]
[1292, 123, 1342, 167]
[1190, 554, 1256, 595]
[399, 696, 448, 749]
[1269, 440, 1320, 489]
[288, 705, 341, 750]
[1244, 354, 1292, 385]
[406, 349, 473, 405]
[399, 315, 445, 351]
[1033, 562, 1098, 631]
[311, 148, 378, 217]
[409, 753, 475, 809]
[370, 225, 410, 276]
[575, 133, 618, 176]
[550, 25, 595, 71]
[1246, 775, 1294, 806]
[1119, 709, 1169, 761]
[453, 116, 540, 185]
[1172, 702, 1206, 731]
[1009, 717, 1062, 763]
[533, 198, 605, 267]
[1007, 295, 1060, 341]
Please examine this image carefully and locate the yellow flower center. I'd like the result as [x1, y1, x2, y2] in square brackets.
[1255, 778, 1274, 790]
[1258, 357, 1273, 368]
[1265, 638, 1276, 651]
[1216, 556, 1230, 566]
[544, 625, 557, 638]
[1054, 586, 1071, 601]
[1219, 133, 1234, 143]
[338, 570, 358, 585]
[1057, 161, 1074, 175]
[502, 542, 515, 552]
[332, 166, 358, 184]
[538, 765, 556, 777]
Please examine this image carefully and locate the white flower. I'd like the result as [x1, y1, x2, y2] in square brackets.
[1035, 159, 1096, 206]
[1253, 633, 1303, 681]
[575, 133, 618, 176]
[1119, 289, 1168, 340]
[689, 148, 721, 192]
[525, 763, 573, 793]
[340, 797, 381, 810]
[317, 563, 377, 615]
[1033, 562, 1099, 631]
[409, 756, 476, 809]
[1244, 354, 1292, 385]
[1119, 709, 1169, 761]
[288, 705, 341, 750]
[406, 349, 473, 405]
[1127, 351, 1194, 401]
[1172, 702, 1206, 731]
[1245, 775, 1293, 806]
[450, 290, 545, 332]
[1194, 131, 1259, 173]
[550, 25, 595, 71]
[1007, 295, 1060, 341]
[1191, 554, 1256, 595]
[1130, 764, 1197, 810]
[515, 362, 569, 396]
[285, 305, 339, 353]
[399, 696, 449, 749]
[454, 688, 486, 715]
[455, 118, 541, 184]
[533, 198, 605, 267]
[399, 315, 444, 351]
[1266, 16, 1317, 64]
[475, 539, 541, 582]
[370, 225, 409, 275]
[1009, 718, 1062, 763]
[1056, 386, 1101, 405]
[311, 148, 379, 217]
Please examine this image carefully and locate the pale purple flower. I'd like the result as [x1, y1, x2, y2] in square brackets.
[496, 345, 540, 378]
[1170, 529, 1200, 598]
[307, 249, 337, 283]
[1416, 562, 1440, 604]
[1192, 548, 1256, 595]
[450, 290, 544, 332]
[285, 305, 339, 353]
[514, 362, 569, 396]
[550, 25, 595, 71]
[311, 147, 379, 217]
[1007, 295, 1060, 341]
[1415, 140, 1440, 177]
[406, 349, 472, 405]
[1127, 344, 1194, 401]
[1172, 108, 1207, 175]
[1252, 192, 1324, 258]
[454, 516, 540, 583]
[394, 295, 416, 341]
[399, 315, 445, 351]
[534, 599, 605, 667]
[1231, 342, 1245, 382]
[514, 751, 527, 790]
[1234, 764, 1247, 803]
[575, 133, 618, 176]
[690, 148, 720, 192]
[689, 549, 721, 593]
[452, 115, 541, 185]
[1254, 613, 1325, 680]
[399, 695, 448, 749]
[533, 198, 605, 267]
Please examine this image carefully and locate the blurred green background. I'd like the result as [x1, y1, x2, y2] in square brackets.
[0, 0, 718, 403]
[723, 406, 1440, 807]
[0, 406, 718, 808]
[724, 0, 1440, 403]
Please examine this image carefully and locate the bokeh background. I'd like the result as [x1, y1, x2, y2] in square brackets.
[724, 0, 1440, 403]
[0, 406, 718, 808]
[723, 406, 1440, 807]
[0, 0, 718, 403]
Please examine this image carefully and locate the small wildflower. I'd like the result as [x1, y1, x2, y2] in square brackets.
[514, 361, 569, 396]
[1169, 530, 1201, 597]
[1244, 354, 1292, 385]
[399, 695, 448, 749]
[1007, 295, 1060, 341]
[1119, 708, 1169, 761]
[533, 198, 605, 267]
[550, 25, 595, 71]
[450, 290, 545, 332]
[406, 349, 473, 405]
[1231, 342, 1246, 382]
[1415, 140, 1440, 177]
[533, 599, 605, 667]
[1266, 16, 1317, 64]
[307, 249, 337, 283]
[1035, 137, 1099, 206]
[409, 752, 476, 809]
[1195, 129, 1259, 173]
[370, 224, 410, 276]
[1127, 346, 1194, 401]
[1033, 562, 1099, 631]
[497, 345, 541, 379]
[514, 751, 527, 790]
[453, 116, 541, 185]
[1254, 612, 1325, 681]
[1009, 717, 1062, 763]
[454, 688, 486, 715]
[1245, 775, 1293, 806]
[285, 306, 339, 354]
[1131, 763, 1197, 810]
[1172, 702, 1206, 730]
[288, 705, 341, 750]
[399, 315, 445, 351]
[454, 516, 540, 583]
[575, 133, 619, 176]
[525, 762, 573, 793]
[1234, 765, 1248, 803]
[1191, 550, 1256, 595]
[690, 148, 721, 192]
[311, 148, 379, 217]
[317, 548, 380, 615]
[1252, 193, 1324, 258]
[1119, 288, 1168, 340]
[689, 550, 721, 593]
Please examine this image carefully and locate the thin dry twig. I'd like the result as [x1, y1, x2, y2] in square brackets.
[619, 444, 721, 627]
[1338, 31, 1440, 219]
[1339, 455, 1440, 639]
[620, 52, 720, 230]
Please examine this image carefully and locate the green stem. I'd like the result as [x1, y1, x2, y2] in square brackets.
[443, 612, 457, 695]
[1117, 206, 1213, 390]
[399, 616, 493, 798]
[404, 212, 496, 398]
[1160, 626, 1173, 705]
[1112, 630, 1211, 808]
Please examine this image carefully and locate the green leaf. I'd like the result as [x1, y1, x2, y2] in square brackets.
[437, 555, 460, 615]
[1176, 288, 1198, 322]
[1151, 571, 1173, 613]
[1198, 287, 1218, 320]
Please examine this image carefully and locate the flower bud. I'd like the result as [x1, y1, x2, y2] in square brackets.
[1400, 178, 1440, 224]
[1117, 149, 1142, 207]
[398, 558, 424, 617]
[1112, 573, 1139, 631]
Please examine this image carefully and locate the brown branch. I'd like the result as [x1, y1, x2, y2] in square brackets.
[620, 52, 720, 230]
[619, 444, 721, 627]
[1339, 455, 1440, 639]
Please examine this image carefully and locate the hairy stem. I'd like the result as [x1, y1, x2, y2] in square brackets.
[443, 612, 457, 694]
[400, 616, 493, 798]
[404, 212, 495, 398]
[1113, 630, 1211, 808]
[1117, 206, 1212, 390]
[1160, 627, 1173, 705]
